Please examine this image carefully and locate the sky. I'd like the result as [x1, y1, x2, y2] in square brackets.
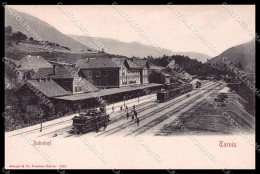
[10, 5, 255, 57]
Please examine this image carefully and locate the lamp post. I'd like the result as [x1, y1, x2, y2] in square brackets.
[40, 113, 43, 132]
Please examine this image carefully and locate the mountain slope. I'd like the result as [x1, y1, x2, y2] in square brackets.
[68, 35, 211, 62]
[207, 39, 255, 73]
[5, 8, 94, 53]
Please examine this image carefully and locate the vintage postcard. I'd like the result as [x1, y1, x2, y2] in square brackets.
[4, 4, 256, 170]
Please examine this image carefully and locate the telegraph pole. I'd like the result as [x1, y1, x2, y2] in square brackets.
[40, 113, 43, 132]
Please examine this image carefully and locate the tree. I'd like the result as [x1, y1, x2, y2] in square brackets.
[24, 105, 43, 125]
[5, 26, 12, 34]
[11, 31, 28, 42]
[5, 26, 13, 41]
[237, 61, 243, 70]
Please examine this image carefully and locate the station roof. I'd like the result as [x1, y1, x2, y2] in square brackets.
[125, 59, 142, 69]
[75, 57, 141, 69]
[132, 59, 149, 68]
[33, 67, 80, 79]
[25, 79, 72, 97]
[52, 83, 162, 101]
[75, 58, 124, 69]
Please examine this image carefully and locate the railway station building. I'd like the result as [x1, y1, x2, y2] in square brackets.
[75, 57, 148, 89]
[13, 57, 163, 118]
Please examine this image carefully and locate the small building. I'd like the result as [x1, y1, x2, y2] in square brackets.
[32, 66, 99, 94]
[14, 66, 99, 115]
[15, 55, 53, 81]
[149, 65, 171, 84]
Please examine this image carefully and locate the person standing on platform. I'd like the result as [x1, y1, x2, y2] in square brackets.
[125, 105, 128, 112]
[112, 106, 114, 113]
[137, 118, 140, 126]
[120, 105, 123, 111]
[133, 104, 135, 111]
[134, 110, 137, 119]
[126, 112, 129, 119]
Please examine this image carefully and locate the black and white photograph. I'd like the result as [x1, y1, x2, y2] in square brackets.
[3, 3, 256, 169]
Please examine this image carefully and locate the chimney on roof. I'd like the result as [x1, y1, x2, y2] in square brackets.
[53, 65, 56, 75]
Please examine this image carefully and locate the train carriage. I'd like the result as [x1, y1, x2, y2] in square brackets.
[164, 82, 182, 90]
[179, 84, 193, 94]
[157, 83, 193, 102]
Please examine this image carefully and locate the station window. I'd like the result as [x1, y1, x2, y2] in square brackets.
[103, 80, 108, 86]
[104, 70, 108, 77]
[97, 80, 101, 86]
[78, 85, 82, 92]
[74, 85, 82, 93]
[122, 78, 127, 85]
[96, 71, 100, 77]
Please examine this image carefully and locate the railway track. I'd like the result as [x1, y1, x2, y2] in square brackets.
[8, 81, 216, 138]
[161, 93, 220, 136]
[108, 82, 216, 124]
[37, 101, 157, 137]
[107, 94, 157, 110]
[42, 82, 215, 138]
[96, 82, 219, 137]
[29, 95, 158, 137]
[126, 87, 223, 136]
[44, 82, 217, 137]
[42, 82, 216, 137]
[7, 92, 157, 137]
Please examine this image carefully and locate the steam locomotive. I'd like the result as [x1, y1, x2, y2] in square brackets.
[71, 108, 110, 134]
